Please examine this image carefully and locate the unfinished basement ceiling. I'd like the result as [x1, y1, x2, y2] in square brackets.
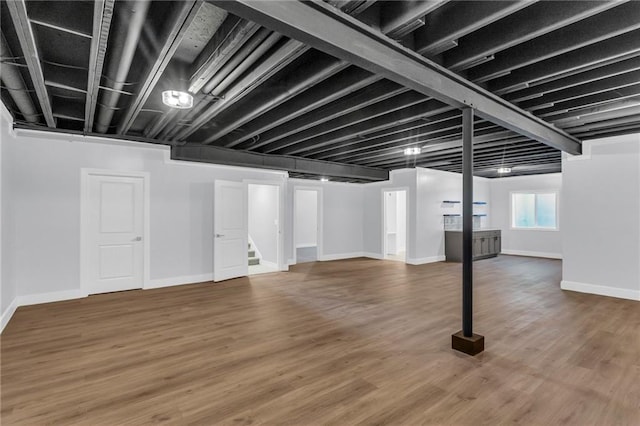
[1, 0, 639, 182]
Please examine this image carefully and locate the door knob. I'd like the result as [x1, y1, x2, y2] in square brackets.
[215, 234, 225, 238]
[132, 236, 142, 241]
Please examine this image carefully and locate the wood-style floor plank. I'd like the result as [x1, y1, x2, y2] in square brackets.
[1, 255, 639, 425]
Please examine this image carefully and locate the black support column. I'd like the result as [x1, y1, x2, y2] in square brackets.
[452, 108, 485, 356]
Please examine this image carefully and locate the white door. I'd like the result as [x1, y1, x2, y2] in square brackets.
[214, 180, 248, 281]
[87, 174, 145, 294]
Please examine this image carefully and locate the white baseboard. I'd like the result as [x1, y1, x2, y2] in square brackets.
[146, 273, 214, 290]
[406, 255, 446, 265]
[362, 252, 384, 260]
[501, 249, 562, 259]
[296, 243, 317, 249]
[1, 273, 224, 333]
[319, 252, 366, 261]
[561, 280, 640, 301]
[1, 298, 18, 333]
[260, 260, 279, 269]
[18, 289, 85, 307]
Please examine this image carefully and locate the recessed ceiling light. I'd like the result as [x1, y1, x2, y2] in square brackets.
[404, 147, 421, 155]
[320, 177, 329, 182]
[162, 90, 193, 109]
[497, 167, 512, 174]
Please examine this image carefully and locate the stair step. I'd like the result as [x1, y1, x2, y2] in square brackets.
[248, 250, 255, 257]
[248, 257, 260, 266]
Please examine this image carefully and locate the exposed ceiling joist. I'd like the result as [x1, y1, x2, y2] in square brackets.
[547, 97, 640, 123]
[414, 1, 534, 57]
[238, 79, 405, 151]
[172, 38, 309, 141]
[199, 55, 350, 144]
[505, 56, 640, 103]
[554, 105, 640, 128]
[519, 71, 640, 111]
[381, 0, 448, 39]
[188, 15, 260, 93]
[491, 29, 640, 94]
[264, 90, 429, 154]
[310, 115, 463, 159]
[209, 0, 581, 155]
[307, 109, 461, 158]
[444, 1, 621, 71]
[85, 0, 115, 133]
[222, 68, 380, 148]
[171, 144, 389, 181]
[117, 0, 203, 135]
[537, 84, 640, 119]
[469, 2, 640, 82]
[6, 0, 55, 127]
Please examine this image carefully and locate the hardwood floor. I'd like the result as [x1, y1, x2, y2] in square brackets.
[2, 256, 639, 425]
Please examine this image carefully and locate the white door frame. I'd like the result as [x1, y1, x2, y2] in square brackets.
[244, 179, 286, 271]
[382, 187, 409, 261]
[292, 186, 323, 265]
[80, 168, 150, 297]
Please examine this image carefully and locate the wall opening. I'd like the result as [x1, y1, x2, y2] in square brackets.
[384, 190, 407, 262]
[295, 189, 319, 263]
[248, 184, 280, 275]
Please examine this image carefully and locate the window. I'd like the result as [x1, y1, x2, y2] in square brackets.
[511, 192, 558, 229]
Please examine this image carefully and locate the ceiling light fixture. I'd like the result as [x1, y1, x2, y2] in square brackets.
[320, 177, 329, 182]
[497, 167, 512, 174]
[404, 147, 421, 155]
[162, 90, 193, 109]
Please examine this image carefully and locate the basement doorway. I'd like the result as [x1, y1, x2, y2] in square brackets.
[384, 190, 407, 262]
[294, 188, 321, 263]
[247, 183, 280, 275]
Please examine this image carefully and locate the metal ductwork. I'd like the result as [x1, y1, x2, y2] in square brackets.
[94, 0, 150, 133]
[0, 33, 39, 123]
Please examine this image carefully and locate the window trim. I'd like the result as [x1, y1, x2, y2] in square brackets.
[509, 190, 560, 231]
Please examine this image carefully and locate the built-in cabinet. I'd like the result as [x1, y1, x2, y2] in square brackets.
[444, 230, 501, 262]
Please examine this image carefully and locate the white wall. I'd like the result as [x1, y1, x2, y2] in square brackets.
[490, 173, 562, 258]
[287, 180, 364, 262]
[3, 127, 286, 301]
[362, 169, 416, 260]
[383, 190, 407, 255]
[248, 184, 279, 264]
[561, 134, 640, 301]
[294, 189, 317, 247]
[1, 105, 16, 330]
[415, 168, 491, 263]
[396, 190, 407, 251]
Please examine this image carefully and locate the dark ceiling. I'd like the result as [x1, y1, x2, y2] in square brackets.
[1, 0, 639, 182]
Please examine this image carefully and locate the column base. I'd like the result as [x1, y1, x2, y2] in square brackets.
[452, 331, 485, 355]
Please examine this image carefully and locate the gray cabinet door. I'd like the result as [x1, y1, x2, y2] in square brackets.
[481, 236, 490, 255]
[473, 238, 481, 257]
[487, 235, 495, 254]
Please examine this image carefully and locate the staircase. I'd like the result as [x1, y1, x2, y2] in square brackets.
[248, 242, 260, 266]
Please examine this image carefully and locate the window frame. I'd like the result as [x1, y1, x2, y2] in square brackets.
[509, 190, 560, 231]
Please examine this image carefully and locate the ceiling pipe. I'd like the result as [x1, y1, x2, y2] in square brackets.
[0, 33, 39, 123]
[160, 31, 285, 140]
[94, 0, 150, 133]
[207, 32, 282, 96]
[169, 38, 308, 141]
[201, 27, 275, 94]
[201, 57, 349, 143]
